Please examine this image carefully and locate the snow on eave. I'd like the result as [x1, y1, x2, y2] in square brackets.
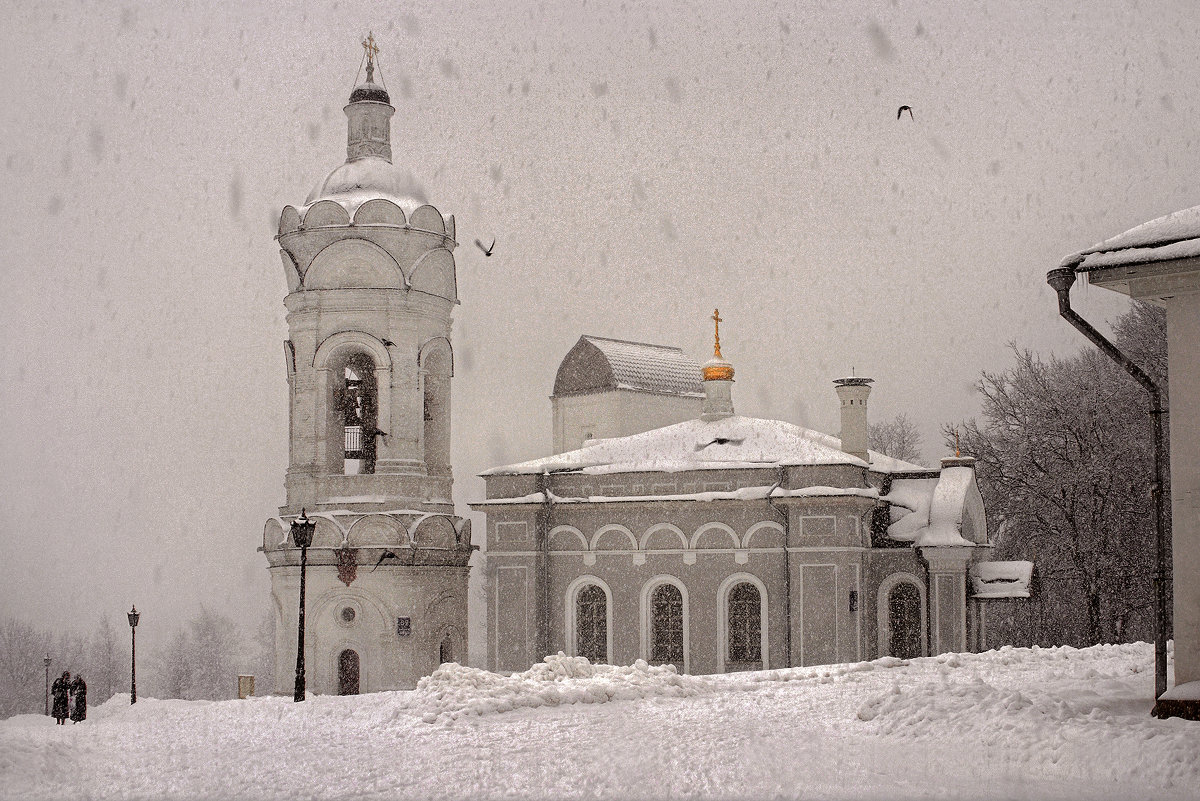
[1061, 204, 1200, 271]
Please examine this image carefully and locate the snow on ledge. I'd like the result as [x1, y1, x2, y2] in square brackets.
[970, 560, 1034, 598]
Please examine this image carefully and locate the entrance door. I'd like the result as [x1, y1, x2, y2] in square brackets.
[888, 583, 922, 659]
[439, 636, 453, 665]
[338, 649, 360, 695]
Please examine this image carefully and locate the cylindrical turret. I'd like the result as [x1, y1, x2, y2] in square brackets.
[701, 309, 735, 421]
[833, 376, 873, 462]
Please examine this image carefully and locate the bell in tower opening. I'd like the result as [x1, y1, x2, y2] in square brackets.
[262, 35, 473, 696]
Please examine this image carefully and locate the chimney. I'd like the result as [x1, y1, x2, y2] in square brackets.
[833, 377, 873, 462]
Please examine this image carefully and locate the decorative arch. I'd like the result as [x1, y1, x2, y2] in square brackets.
[412, 515, 457, 549]
[690, 522, 740, 550]
[301, 199, 351, 228]
[639, 575, 690, 674]
[877, 572, 928, 659]
[313, 331, 392, 372]
[564, 575, 614, 664]
[279, 250, 302, 293]
[304, 238, 404, 290]
[716, 572, 770, 673]
[418, 336, 453, 476]
[591, 524, 637, 551]
[353, 198, 407, 226]
[418, 336, 454, 377]
[432, 623, 465, 667]
[278, 206, 303, 236]
[549, 525, 588, 551]
[742, 521, 785, 549]
[640, 523, 688, 551]
[409, 248, 457, 301]
[346, 514, 406, 548]
[408, 204, 446, 234]
[264, 518, 287, 550]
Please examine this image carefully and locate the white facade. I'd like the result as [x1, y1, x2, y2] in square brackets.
[261, 62, 473, 695]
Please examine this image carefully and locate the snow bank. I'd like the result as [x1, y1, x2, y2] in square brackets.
[407, 653, 712, 723]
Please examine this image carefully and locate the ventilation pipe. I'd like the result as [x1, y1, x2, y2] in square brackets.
[1046, 266, 1169, 706]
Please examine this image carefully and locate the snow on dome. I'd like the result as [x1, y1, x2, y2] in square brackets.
[483, 415, 869, 476]
[304, 157, 430, 215]
[349, 79, 390, 104]
[1063, 204, 1200, 270]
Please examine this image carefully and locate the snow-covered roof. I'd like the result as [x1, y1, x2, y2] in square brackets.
[882, 464, 987, 547]
[473, 485, 880, 506]
[1062, 204, 1200, 271]
[483, 415, 878, 476]
[553, 336, 704, 398]
[970, 561, 1034, 598]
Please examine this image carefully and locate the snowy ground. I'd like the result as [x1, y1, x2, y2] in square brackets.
[3, 643, 1198, 800]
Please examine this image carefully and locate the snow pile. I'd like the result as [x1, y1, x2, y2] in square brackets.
[407, 653, 712, 723]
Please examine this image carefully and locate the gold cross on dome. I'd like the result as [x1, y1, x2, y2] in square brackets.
[712, 308, 724, 359]
[362, 32, 380, 80]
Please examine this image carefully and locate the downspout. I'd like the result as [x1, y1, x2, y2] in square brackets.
[535, 472, 554, 661]
[767, 466, 793, 668]
[1046, 266, 1170, 703]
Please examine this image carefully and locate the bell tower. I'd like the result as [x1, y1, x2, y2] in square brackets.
[262, 37, 473, 695]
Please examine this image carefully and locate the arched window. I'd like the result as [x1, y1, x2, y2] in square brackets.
[439, 636, 453, 665]
[575, 584, 608, 664]
[727, 582, 762, 666]
[650, 584, 684, 666]
[333, 352, 378, 475]
[420, 341, 452, 476]
[338, 649, 360, 695]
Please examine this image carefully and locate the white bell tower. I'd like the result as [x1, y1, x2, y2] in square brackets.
[262, 36, 473, 695]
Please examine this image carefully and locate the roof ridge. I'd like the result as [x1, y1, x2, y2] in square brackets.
[582, 334, 689, 353]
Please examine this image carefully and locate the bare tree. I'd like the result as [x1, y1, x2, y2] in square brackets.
[0, 617, 52, 719]
[951, 302, 1169, 648]
[868, 412, 924, 465]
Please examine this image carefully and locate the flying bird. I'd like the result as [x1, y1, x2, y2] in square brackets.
[381, 338, 395, 347]
[475, 237, 495, 257]
[897, 105, 914, 120]
[371, 550, 399, 572]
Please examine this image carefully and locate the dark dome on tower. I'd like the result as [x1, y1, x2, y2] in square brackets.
[349, 80, 390, 104]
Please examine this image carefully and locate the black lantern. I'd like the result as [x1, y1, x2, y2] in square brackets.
[127, 605, 139, 704]
[43, 655, 52, 716]
[290, 509, 316, 702]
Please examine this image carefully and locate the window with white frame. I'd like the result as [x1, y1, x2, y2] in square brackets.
[727, 582, 762, 664]
[650, 584, 685, 665]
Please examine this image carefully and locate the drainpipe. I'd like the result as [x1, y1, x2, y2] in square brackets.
[767, 466, 793, 668]
[1046, 266, 1169, 702]
[535, 472, 554, 661]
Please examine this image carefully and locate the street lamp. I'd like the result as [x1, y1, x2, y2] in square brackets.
[43, 655, 51, 716]
[127, 605, 140, 704]
[291, 509, 316, 702]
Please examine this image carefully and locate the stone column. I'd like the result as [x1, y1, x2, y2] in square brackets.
[919, 547, 973, 655]
[1167, 292, 1200, 689]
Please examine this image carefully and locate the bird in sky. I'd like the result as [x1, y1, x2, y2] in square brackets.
[371, 550, 399, 572]
[475, 237, 495, 257]
[897, 105, 914, 120]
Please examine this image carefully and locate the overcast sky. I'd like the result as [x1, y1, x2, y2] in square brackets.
[2, 0, 1197, 651]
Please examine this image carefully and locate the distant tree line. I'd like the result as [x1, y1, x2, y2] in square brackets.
[951, 301, 1169, 648]
[0, 608, 275, 719]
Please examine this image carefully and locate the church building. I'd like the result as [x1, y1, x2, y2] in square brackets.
[260, 40, 474, 695]
[475, 313, 1018, 674]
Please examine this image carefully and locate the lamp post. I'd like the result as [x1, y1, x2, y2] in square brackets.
[43, 655, 52, 716]
[291, 509, 316, 702]
[127, 605, 140, 704]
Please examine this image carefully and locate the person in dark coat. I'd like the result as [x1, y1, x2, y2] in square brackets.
[50, 671, 71, 725]
[69, 674, 87, 723]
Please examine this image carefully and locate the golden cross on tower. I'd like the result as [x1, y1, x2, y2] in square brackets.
[712, 308, 724, 359]
[362, 32, 380, 82]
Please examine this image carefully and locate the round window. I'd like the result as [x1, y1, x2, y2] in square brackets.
[340, 606, 356, 624]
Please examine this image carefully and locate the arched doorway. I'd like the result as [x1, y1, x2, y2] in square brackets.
[439, 636, 453, 665]
[338, 649, 360, 695]
[888, 583, 922, 659]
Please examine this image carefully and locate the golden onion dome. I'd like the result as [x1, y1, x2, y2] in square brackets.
[701, 308, 734, 381]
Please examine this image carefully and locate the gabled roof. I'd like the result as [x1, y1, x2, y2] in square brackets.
[552, 335, 703, 398]
[482, 415, 871, 475]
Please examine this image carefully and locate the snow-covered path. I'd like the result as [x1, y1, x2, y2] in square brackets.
[3, 643, 1197, 800]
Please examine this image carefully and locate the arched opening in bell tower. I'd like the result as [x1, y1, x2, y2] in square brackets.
[420, 340, 452, 477]
[330, 351, 379, 475]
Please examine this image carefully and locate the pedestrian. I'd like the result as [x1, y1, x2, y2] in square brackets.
[69, 674, 87, 723]
[50, 671, 70, 725]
